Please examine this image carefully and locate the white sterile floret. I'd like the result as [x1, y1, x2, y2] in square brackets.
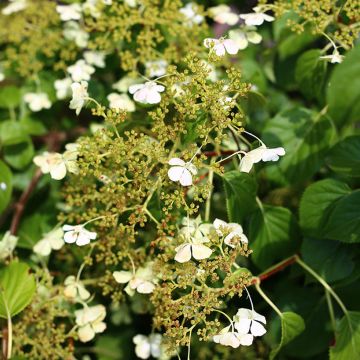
[0, 69, 4, 82]
[23, 93, 51, 112]
[213, 218, 248, 248]
[62, 224, 97, 246]
[83, 0, 104, 18]
[113, 76, 141, 93]
[56, 4, 82, 21]
[33, 228, 64, 257]
[203, 38, 239, 56]
[239, 145, 285, 173]
[180, 3, 204, 25]
[64, 275, 91, 300]
[113, 265, 156, 296]
[129, 81, 165, 104]
[167, 158, 197, 187]
[1, 0, 27, 15]
[213, 325, 253, 348]
[63, 21, 89, 48]
[67, 60, 95, 82]
[320, 49, 344, 64]
[84, 51, 106, 68]
[54, 78, 72, 100]
[75, 305, 106, 342]
[145, 59, 168, 78]
[229, 28, 262, 50]
[124, 0, 137, 7]
[208, 5, 239, 26]
[0, 231, 18, 260]
[240, 6, 275, 26]
[107, 93, 135, 112]
[133, 333, 164, 359]
[70, 81, 89, 115]
[234, 308, 267, 337]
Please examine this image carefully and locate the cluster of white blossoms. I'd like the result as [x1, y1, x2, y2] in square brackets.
[133, 333, 169, 360]
[33, 227, 64, 257]
[33, 143, 79, 180]
[62, 223, 97, 246]
[129, 81, 165, 105]
[23, 92, 51, 112]
[0, 231, 18, 261]
[214, 307, 267, 348]
[179, 2, 204, 26]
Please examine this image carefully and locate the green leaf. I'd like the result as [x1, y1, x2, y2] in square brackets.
[0, 262, 36, 318]
[19, 117, 47, 136]
[299, 179, 351, 238]
[327, 45, 360, 127]
[3, 139, 34, 169]
[322, 190, 360, 243]
[0, 120, 29, 145]
[330, 312, 360, 360]
[0, 86, 21, 108]
[295, 49, 327, 101]
[326, 136, 360, 177]
[278, 30, 317, 60]
[270, 312, 305, 359]
[0, 161, 12, 214]
[263, 108, 337, 183]
[249, 205, 300, 269]
[222, 171, 257, 223]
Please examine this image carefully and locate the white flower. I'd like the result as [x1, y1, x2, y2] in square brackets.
[180, 3, 203, 25]
[75, 305, 106, 342]
[63, 21, 89, 48]
[23, 92, 51, 112]
[145, 60, 168, 78]
[228, 28, 262, 50]
[240, 7, 274, 26]
[239, 145, 286, 173]
[0, 70, 4, 82]
[129, 81, 165, 104]
[179, 216, 212, 240]
[70, 81, 89, 115]
[54, 78, 72, 100]
[213, 325, 253, 348]
[167, 158, 197, 187]
[67, 60, 95, 82]
[33, 228, 64, 257]
[203, 38, 239, 56]
[209, 5, 239, 26]
[113, 76, 141, 93]
[133, 333, 164, 359]
[174, 236, 212, 263]
[1, 0, 27, 15]
[64, 275, 91, 300]
[320, 49, 344, 64]
[33, 144, 79, 180]
[124, 0, 137, 7]
[0, 231, 18, 260]
[56, 4, 82, 21]
[84, 51, 106, 68]
[107, 93, 135, 112]
[62, 224, 97, 246]
[103, 0, 112, 4]
[213, 219, 248, 248]
[113, 266, 156, 296]
[83, 0, 103, 18]
[234, 308, 267, 337]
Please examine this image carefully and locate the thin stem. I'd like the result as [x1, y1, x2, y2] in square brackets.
[214, 150, 246, 164]
[187, 325, 196, 360]
[212, 308, 233, 325]
[244, 286, 254, 312]
[254, 282, 282, 317]
[204, 167, 214, 222]
[76, 244, 95, 282]
[144, 208, 159, 225]
[325, 289, 337, 333]
[242, 130, 266, 147]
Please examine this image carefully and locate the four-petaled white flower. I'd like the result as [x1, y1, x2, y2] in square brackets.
[63, 21, 89, 48]
[64, 275, 91, 300]
[204, 38, 239, 57]
[229, 28, 262, 50]
[239, 145, 285, 173]
[174, 235, 212, 263]
[56, 4, 82, 21]
[0, 231, 18, 260]
[209, 5, 239, 26]
[180, 3, 204, 25]
[320, 49, 344, 64]
[234, 308, 267, 337]
[84, 51, 106, 68]
[213, 325, 253, 348]
[129, 81, 165, 104]
[75, 305, 106, 342]
[24, 92, 51, 112]
[70, 81, 89, 115]
[67, 60, 95, 82]
[33, 228, 64, 257]
[168, 158, 197, 187]
[113, 266, 156, 296]
[133, 333, 164, 359]
[107, 93, 135, 112]
[54, 78, 72, 100]
[62, 224, 97, 246]
[1, 0, 27, 15]
[145, 60, 168, 78]
[213, 219, 248, 248]
[240, 6, 274, 26]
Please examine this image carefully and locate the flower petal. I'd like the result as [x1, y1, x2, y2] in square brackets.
[113, 270, 133, 283]
[191, 244, 212, 260]
[174, 243, 192, 263]
[251, 320, 267, 336]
